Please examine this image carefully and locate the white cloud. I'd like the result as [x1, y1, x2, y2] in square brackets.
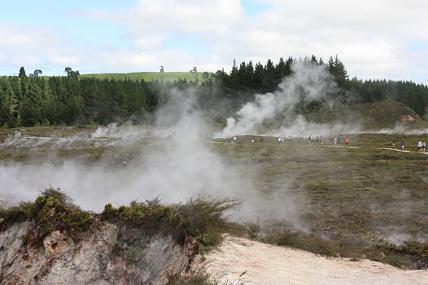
[0, 24, 81, 74]
[99, 49, 222, 73]
[0, 0, 428, 82]
[49, 54, 80, 66]
[120, 0, 428, 82]
[129, 0, 243, 35]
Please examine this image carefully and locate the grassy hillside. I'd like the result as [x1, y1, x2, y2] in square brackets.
[299, 99, 428, 129]
[350, 100, 428, 129]
[81, 72, 207, 82]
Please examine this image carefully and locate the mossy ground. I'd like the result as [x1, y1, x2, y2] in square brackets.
[215, 134, 428, 268]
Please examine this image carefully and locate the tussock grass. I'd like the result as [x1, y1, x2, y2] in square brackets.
[101, 198, 239, 252]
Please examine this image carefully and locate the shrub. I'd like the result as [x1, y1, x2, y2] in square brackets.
[168, 272, 218, 285]
[177, 199, 239, 251]
[100, 198, 238, 252]
[0, 187, 93, 241]
[369, 241, 428, 269]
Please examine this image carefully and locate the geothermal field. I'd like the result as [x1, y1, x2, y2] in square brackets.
[1, 110, 428, 269]
[2, 0, 428, 283]
[1, 60, 428, 284]
[2, 125, 428, 239]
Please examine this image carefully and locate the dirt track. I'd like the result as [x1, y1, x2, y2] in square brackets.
[202, 236, 428, 285]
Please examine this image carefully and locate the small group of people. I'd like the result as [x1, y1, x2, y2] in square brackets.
[392, 139, 426, 152]
[308, 136, 324, 145]
[231, 135, 352, 145]
[308, 135, 349, 146]
[392, 139, 405, 150]
[231, 136, 264, 144]
[417, 140, 427, 152]
[333, 136, 350, 145]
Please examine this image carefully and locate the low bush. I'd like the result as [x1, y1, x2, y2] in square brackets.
[168, 272, 218, 285]
[368, 241, 428, 269]
[101, 198, 238, 252]
[262, 229, 428, 269]
[0, 187, 93, 241]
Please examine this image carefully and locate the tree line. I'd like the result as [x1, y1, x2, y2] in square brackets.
[214, 56, 428, 118]
[1, 59, 428, 128]
[214, 56, 348, 92]
[0, 67, 157, 127]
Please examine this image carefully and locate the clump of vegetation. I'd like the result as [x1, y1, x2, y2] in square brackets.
[168, 272, 218, 285]
[1, 191, 236, 253]
[178, 199, 239, 253]
[101, 198, 178, 230]
[246, 223, 260, 240]
[0, 187, 93, 241]
[262, 229, 428, 269]
[101, 198, 238, 253]
[368, 241, 428, 269]
[263, 229, 357, 257]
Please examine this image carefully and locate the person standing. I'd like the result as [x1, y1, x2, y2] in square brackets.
[344, 136, 349, 145]
[400, 140, 405, 151]
[417, 140, 422, 152]
[422, 141, 426, 152]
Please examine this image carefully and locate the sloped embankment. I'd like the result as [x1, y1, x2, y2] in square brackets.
[0, 189, 234, 285]
[200, 236, 428, 285]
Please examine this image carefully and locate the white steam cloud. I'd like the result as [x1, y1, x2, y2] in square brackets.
[215, 63, 340, 138]
[376, 125, 428, 135]
[266, 115, 361, 138]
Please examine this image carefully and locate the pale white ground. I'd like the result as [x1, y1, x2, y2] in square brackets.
[202, 236, 428, 285]
[380, 147, 428, 155]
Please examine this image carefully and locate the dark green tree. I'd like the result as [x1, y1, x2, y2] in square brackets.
[19, 67, 26, 78]
[65, 67, 72, 76]
[34, 69, 43, 77]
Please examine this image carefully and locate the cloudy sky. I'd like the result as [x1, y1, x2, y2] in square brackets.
[1, 0, 427, 83]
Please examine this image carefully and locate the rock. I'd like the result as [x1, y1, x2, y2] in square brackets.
[43, 230, 73, 256]
[0, 221, 195, 285]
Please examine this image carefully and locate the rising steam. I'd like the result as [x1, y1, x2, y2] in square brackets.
[213, 62, 365, 139]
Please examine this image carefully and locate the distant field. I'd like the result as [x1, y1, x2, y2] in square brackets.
[81, 72, 208, 82]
